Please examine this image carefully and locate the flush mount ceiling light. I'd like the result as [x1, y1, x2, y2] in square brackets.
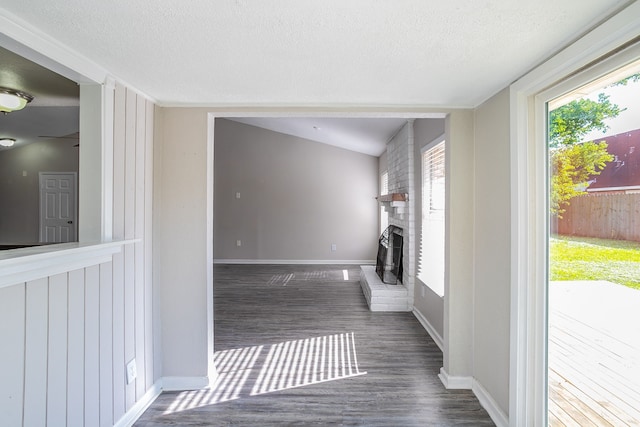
[0, 87, 34, 114]
[0, 138, 16, 147]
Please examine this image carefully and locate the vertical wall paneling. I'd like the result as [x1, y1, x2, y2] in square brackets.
[124, 87, 138, 411]
[124, 88, 137, 240]
[113, 83, 126, 241]
[144, 100, 155, 389]
[0, 81, 156, 427]
[99, 262, 114, 427]
[67, 269, 86, 426]
[111, 251, 126, 421]
[85, 265, 101, 426]
[23, 278, 48, 427]
[0, 284, 26, 427]
[124, 246, 136, 411]
[47, 273, 68, 426]
[134, 95, 147, 399]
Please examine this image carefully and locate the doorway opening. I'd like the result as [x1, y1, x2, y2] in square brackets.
[547, 64, 640, 426]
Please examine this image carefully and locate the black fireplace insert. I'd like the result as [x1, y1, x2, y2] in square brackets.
[375, 225, 403, 284]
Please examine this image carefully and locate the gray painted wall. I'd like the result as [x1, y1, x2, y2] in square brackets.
[214, 118, 379, 262]
[0, 139, 78, 243]
[473, 87, 511, 415]
[412, 118, 446, 340]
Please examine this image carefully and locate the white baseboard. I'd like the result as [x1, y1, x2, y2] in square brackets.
[113, 381, 162, 427]
[112, 376, 213, 426]
[412, 309, 444, 352]
[473, 379, 509, 427]
[161, 376, 210, 391]
[438, 367, 472, 389]
[213, 259, 375, 265]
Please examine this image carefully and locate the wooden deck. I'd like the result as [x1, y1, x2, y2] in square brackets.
[135, 264, 494, 426]
[549, 281, 640, 426]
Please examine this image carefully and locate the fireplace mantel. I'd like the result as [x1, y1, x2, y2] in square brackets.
[376, 193, 407, 215]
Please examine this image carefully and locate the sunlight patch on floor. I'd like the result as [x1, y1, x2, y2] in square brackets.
[163, 332, 366, 414]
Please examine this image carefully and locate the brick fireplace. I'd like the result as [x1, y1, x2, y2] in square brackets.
[360, 120, 415, 312]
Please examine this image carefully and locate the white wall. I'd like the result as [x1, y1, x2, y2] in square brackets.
[214, 119, 378, 263]
[0, 82, 156, 427]
[154, 107, 210, 382]
[473, 87, 511, 416]
[442, 110, 475, 381]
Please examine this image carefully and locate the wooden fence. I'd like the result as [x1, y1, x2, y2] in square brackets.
[555, 193, 640, 242]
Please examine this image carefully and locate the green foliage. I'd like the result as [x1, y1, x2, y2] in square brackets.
[550, 235, 640, 290]
[550, 141, 613, 216]
[549, 92, 623, 215]
[611, 72, 640, 87]
[549, 93, 623, 149]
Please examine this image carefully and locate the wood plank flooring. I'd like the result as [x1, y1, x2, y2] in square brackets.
[135, 265, 494, 426]
[548, 282, 640, 426]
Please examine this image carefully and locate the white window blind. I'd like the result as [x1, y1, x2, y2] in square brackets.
[419, 140, 445, 296]
[422, 141, 445, 217]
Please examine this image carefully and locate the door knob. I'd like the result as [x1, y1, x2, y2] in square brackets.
[67, 221, 73, 224]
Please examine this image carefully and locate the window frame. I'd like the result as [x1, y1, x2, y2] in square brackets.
[418, 134, 446, 296]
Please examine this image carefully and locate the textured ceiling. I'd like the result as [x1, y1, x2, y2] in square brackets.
[228, 117, 410, 156]
[0, 0, 631, 107]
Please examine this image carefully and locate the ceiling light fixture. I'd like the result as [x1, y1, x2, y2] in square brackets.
[0, 138, 16, 147]
[0, 88, 34, 114]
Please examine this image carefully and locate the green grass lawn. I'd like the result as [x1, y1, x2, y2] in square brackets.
[550, 235, 640, 290]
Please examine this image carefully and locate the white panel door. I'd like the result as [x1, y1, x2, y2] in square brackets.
[39, 172, 78, 243]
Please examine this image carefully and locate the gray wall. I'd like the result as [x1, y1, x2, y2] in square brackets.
[214, 119, 379, 262]
[412, 118, 446, 341]
[473, 87, 511, 415]
[0, 139, 78, 243]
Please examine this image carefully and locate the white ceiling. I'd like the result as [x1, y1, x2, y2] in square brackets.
[228, 117, 410, 156]
[0, 0, 631, 108]
[0, 0, 633, 155]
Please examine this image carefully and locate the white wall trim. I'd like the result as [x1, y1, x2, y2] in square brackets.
[113, 381, 162, 427]
[0, 8, 106, 84]
[0, 10, 157, 103]
[412, 308, 444, 352]
[161, 376, 210, 391]
[102, 76, 116, 241]
[473, 379, 509, 427]
[206, 114, 216, 383]
[0, 240, 137, 288]
[438, 367, 472, 390]
[214, 259, 376, 265]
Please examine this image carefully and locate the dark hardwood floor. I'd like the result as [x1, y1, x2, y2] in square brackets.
[135, 265, 494, 426]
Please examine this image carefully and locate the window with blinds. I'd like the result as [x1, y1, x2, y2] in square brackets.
[419, 139, 445, 296]
[422, 141, 445, 217]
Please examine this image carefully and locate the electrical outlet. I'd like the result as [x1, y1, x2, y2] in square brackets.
[331, 243, 337, 252]
[236, 240, 242, 247]
[126, 359, 137, 385]
[235, 192, 241, 199]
